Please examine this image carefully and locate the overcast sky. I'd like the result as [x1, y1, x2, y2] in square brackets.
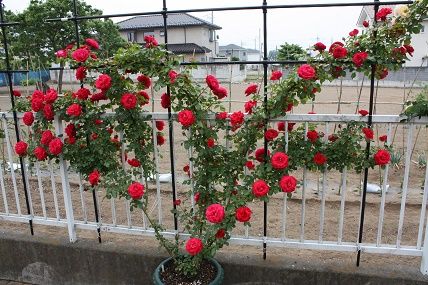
[3, 0, 396, 51]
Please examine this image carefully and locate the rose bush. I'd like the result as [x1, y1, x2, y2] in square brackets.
[12, 0, 427, 280]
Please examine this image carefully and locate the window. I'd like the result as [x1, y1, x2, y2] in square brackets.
[160, 30, 165, 37]
[144, 31, 155, 37]
[209, 30, 215, 42]
[421, 25, 425, 33]
[127, 32, 135, 42]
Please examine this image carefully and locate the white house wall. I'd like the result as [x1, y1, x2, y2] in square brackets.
[408, 21, 428, 68]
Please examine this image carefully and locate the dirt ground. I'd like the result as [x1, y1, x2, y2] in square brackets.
[0, 82, 427, 276]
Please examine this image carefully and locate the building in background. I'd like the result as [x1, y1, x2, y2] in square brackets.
[219, 44, 262, 70]
[117, 13, 221, 62]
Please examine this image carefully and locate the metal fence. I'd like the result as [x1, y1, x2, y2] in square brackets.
[1, 0, 428, 277]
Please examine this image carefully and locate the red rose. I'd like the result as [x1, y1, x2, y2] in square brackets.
[66, 103, 82, 117]
[265, 128, 278, 141]
[207, 138, 215, 148]
[14, 141, 28, 156]
[168, 70, 178, 84]
[287, 122, 296, 132]
[271, 152, 289, 170]
[358, 109, 369, 116]
[128, 182, 144, 199]
[270, 70, 282, 80]
[206, 75, 219, 91]
[244, 100, 257, 114]
[88, 170, 100, 186]
[157, 134, 165, 146]
[194, 192, 200, 202]
[95, 74, 112, 91]
[375, 7, 392, 21]
[43, 104, 55, 120]
[160, 93, 171, 109]
[155, 121, 165, 131]
[137, 90, 150, 105]
[332, 66, 344, 78]
[72, 48, 90, 62]
[213, 86, 228, 99]
[121, 93, 137, 110]
[252, 180, 270, 198]
[362, 127, 374, 140]
[183, 165, 190, 172]
[235, 206, 252, 222]
[127, 158, 141, 167]
[297, 64, 316, 80]
[255, 148, 270, 162]
[229, 111, 244, 127]
[65, 124, 76, 137]
[144, 35, 158, 48]
[75, 66, 87, 81]
[332, 46, 348, 59]
[75, 88, 91, 100]
[278, 122, 285, 131]
[404, 45, 414, 56]
[55, 49, 67, 58]
[22, 112, 34, 126]
[45, 88, 58, 104]
[349, 29, 359, 37]
[13, 89, 21, 97]
[307, 130, 319, 143]
[286, 103, 293, 112]
[215, 229, 226, 239]
[178, 109, 196, 127]
[246, 161, 255, 170]
[314, 42, 326, 51]
[377, 67, 389, 80]
[41, 130, 54, 146]
[352, 52, 368, 67]
[185, 237, 203, 256]
[48, 138, 63, 155]
[137, 74, 151, 89]
[245, 84, 258, 96]
[279, 175, 297, 193]
[313, 152, 327, 165]
[363, 20, 369, 28]
[33, 146, 47, 161]
[31, 98, 44, 112]
[66, 137, 76, 145]
[374, 149, 391, 165]
[205, 203, 225, 223]
[328, 134, 338, 142]
[85, 38, 99, 50]
[379, 135, 387, 142]
[173, 199, 181, 206]
[216, 112, 228, 120]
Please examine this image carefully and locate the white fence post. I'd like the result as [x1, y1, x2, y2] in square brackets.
[420, 163, 428, 275]
[54, 115, 77, 242]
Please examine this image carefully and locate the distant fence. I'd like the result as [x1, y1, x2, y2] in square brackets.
[0, 71, 50, 87]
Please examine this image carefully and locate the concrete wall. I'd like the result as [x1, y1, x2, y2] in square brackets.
[1, 232, 428, 285]
[409, 20, 428, 67]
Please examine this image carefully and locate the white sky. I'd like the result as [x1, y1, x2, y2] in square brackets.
[3, 0, 397, 51]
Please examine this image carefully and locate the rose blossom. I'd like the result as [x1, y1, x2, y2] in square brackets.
[95, 74, 112, 91]
[66, 103, 82, 117]
[22, 112, 34, 126]
[332, 46, 348, 59]
[374, 149, 391, 165]
[362, 127, 374, 140]
[144, 35, 158, 48]
[75, 88, 91, 100]
[376, 7, 392, 21]
[255, 148, 270, 162]
[307, 130, 319, 143]
[244, 100, 257, 114]
[314, 42, 326, 51]
[185, 238, 203, 256]
[349, 29, 359, 37]
[213, 86, 228, 99]
[352, 52, 368, 67]
[71, 47, 90, 62]
[394, 5, 410, 18]
[404, 45, 414, 56]
[358, 109, 369, 116]
[205, 203, 225, 223]
[128, 182, 144, 199]
[178, 109, 196, 127]
[363, 20, 369, 28]
[34, 146, 47, 161]
[13, 90, 21, 97]
[14, 141, 28, 156]
[65, 124, 76, 137]
[168, 70, 178, 84]
[252, 180, 270, 198]
[137, 74, 151, 89]
[157, 135, 165, 146]
[88, 170, 100, 186]
[379, 135, 387, 142]
[41, 130, 54, 146]
[280, 175, 297, 193]
[216, 229, 226, 239]
[43, 104, 55, 120]
[160, 93, 171, 109]
[270, 70, 282, 80]
[314, 152, 327, 165]
[235, 206, 252, 222]
[271, 152, 289, 169]
[265, 128, 279, 141]
[297, 64, 316, 80]
[85, 38, 99, 50]
[137, 91, 150, 105]
[48, 138, 63, 155]
[328, 134, 338, 142]
[246, 161, 255, 170]
[55, 49, 67, 58]
[155, 121, 165, 131]
[216, 112, 228, 120]
[206, 138, 215, 148]
[206, 75, 219, 91]
[121, 93, 137, 110]
[31, 98, 44, 112]
[245, 84, 258, 96]
[75, 66, 87, 81]
[229, 111, 244, 127]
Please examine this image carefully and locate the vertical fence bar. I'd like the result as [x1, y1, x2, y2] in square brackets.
[49, 161, 60, 220]
[418, 153, 428, 249]
[0, 158, 9, 215]
[119, 131, 132, 228]
[152, 119, 163, 223]
[300, 122, 308, 242]
[54, 116, 76, 242]
[376, 123, 392, 246]
[78, 173, 88, 223]
[0, 0, 33, 234]
[262, 0, 269, 260]
[281, 121, 289, 241]
[396, 123, 414, 247]
[337, 167, 347, 244]
[319, 123, 329, 242]
[356, 0, 379, 266]
[35, 162, 47, 219]
[163, 0, 178, 232]
[420, 156, 428, 274]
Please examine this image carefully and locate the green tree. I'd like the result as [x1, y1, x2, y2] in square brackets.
[277, 42, 307, 61]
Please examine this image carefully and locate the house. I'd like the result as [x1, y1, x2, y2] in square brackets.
[245, 48, 262, 71]
[219, 44, 248, 61]
[357, 5, 428, 68]
[117, 13, 221, 62]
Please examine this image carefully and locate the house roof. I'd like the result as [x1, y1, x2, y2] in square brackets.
[246, 48, 260, 54]
[117, 13, 221, 30]
[219, 44, 246, 51]
[168, 43, 211, 54]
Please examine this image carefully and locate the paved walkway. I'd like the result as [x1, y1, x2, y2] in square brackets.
[0, 281, 30, 285]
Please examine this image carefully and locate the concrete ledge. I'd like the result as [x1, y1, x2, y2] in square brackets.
[1, 232, 428, 285]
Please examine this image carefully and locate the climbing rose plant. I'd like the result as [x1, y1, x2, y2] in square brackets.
[13, 1, 428, 277]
